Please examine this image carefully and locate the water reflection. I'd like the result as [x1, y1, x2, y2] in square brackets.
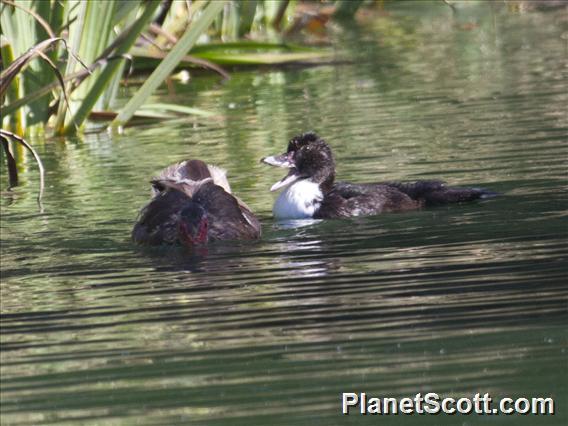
[2, 3, 567, 426]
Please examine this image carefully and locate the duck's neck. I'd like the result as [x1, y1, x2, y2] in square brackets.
[273, 179, 323, 219]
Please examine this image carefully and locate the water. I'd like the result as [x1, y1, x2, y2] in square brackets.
[1, 3, 567, 425]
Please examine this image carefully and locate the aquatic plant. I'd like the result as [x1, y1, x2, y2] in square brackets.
[0, 129, 44, 202]
[0, 0, 339, 137]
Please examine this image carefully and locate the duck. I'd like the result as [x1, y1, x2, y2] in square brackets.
[132, 159, 261, 246]
[261, 132, 497, 220]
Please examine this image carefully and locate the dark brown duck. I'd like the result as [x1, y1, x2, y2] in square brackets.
[132, 159, 261, 246]
[262, 132, 497, 219]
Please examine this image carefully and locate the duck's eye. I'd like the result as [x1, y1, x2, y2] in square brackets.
[288, 140, 299, 152]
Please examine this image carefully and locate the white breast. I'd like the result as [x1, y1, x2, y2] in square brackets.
[273, 180, 323, 219]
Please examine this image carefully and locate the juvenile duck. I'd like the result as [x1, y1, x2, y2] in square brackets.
[262, 132, 496, 219]
[132, 159, 261, 246]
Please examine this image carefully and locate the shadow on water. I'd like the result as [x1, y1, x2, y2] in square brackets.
[1, 3, 567, 425]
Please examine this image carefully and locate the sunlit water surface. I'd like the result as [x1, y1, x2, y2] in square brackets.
[1, 4, 567, 425]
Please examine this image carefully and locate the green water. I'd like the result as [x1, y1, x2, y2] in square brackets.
[1, 3, 567, 425]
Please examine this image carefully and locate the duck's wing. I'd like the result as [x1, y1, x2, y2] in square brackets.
[206, 164, 231, 194]
[316, 182, 418, 218]
[315, 178, 498, 219]
[333, 180, 496, 211]
[235, 197, 261, 236]
[333, 182, 375, 198]
[382, 180, 498, 205]
[193, 182, 261, 240]
[132, 190, 192, 245]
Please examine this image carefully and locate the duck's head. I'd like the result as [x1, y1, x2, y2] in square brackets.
[177, 202, 209, 246]
[261, 132, 335, 192]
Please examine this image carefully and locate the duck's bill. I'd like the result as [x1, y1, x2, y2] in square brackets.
[270, 168, 301, 192]
[261, 153, 293, 168]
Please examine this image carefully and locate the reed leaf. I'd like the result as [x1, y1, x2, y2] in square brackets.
[132, 41, 330, 67]
[2, 55, 122, 118]
[141, 103, 215, 117]
[333, 0, 365, 19]
[53, 0, 86, 132]
[189, 41, 318, 53]
[0, 129, 45, 203]
[1, 0, 43, 127]
[0, 37, 65, 102]
[111, 0, 227, 128]
[61, 0, 117, 130]
[189, 50, 333, 65]
[129, 49, 230, 79]
[0, 43, 25, 133]
[0, 135, 18, 188]
[0, 0, 56, 38]
[62, 0, 160, 134]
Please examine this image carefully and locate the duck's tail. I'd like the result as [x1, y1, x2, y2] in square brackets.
[386, 180, 499, 206]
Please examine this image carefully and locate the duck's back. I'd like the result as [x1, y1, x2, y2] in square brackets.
[193, 182, 261, 240]
[153, 159, 232, 195]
